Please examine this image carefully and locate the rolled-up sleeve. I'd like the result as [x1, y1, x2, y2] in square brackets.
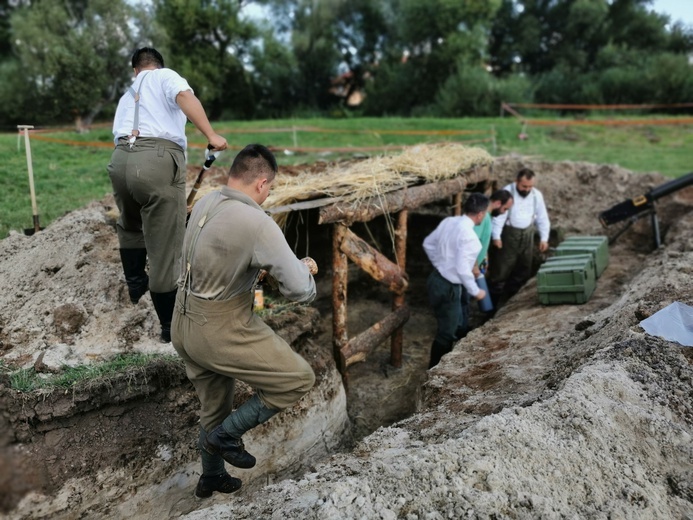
[491, 211, 508, 241]
[254, 219, 316, 303]
[534, 191, 551, 242]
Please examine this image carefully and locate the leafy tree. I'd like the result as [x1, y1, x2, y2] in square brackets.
[489, 0, 693, 105]
[490, 0, 692, 76]
[365, 0, 501, 115]
[247, 28, 302, 118]
[432, 63, 533, 116]
[153, 0, 259, 119]
[8, 0, 138, 129]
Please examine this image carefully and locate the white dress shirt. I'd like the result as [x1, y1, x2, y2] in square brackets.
[491, 182, 550, 242]
[423, 215, 481, 297]
[113, 68, 192, 149]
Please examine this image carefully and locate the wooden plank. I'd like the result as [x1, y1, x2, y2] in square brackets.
[342, 305, 411, 368]
[266, 196, 341, 215]
[339, 227, 408, 295]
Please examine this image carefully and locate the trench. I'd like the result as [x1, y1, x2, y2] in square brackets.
[1, 209, 465, 518]
[4, 158, 690, 519]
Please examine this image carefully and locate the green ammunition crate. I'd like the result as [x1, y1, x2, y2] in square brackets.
[554, 235, 609, 277]
[543, 254, 597, 279]
[536, 255, 596, 305]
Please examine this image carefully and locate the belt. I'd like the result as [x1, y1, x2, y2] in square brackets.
[115, 136, 184, 153]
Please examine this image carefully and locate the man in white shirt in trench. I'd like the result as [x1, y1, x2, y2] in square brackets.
[423, 193, 489, 368]
[488, 167, 551, 308]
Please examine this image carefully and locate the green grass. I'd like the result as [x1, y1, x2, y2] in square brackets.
[2, 353, 180, 393]
[1, 116, 691, 238]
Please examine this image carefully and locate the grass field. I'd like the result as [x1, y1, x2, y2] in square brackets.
[1, 116, 691, 238]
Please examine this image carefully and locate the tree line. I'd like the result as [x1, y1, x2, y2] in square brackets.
[0, 0, 691, 129]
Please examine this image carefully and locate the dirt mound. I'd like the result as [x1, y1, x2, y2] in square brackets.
[1, 157, 692, 518]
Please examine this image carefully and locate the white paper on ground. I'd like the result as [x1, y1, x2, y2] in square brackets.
[640, 301, 693, 347]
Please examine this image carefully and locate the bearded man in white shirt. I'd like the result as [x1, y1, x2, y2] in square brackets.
[488, 167, 551, 308]
[423, 192, 489, 368]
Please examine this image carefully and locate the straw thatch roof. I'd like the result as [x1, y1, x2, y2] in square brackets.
[194, 143, 494, 226]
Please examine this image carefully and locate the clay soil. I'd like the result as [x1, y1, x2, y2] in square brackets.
[1, 156, 692, 519]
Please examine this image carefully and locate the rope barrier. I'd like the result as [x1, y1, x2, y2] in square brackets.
[23, 126, 493, 153]
[506, 102, 693, 110]
[213, 126, 488, 136]
[527, 117, 693, 127]
[500, 101, 693, 132]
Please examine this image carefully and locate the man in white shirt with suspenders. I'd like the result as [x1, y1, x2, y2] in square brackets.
[108, 47, 227, 343]
[488, 167, 551, 308]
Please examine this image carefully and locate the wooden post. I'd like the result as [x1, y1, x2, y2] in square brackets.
[390, 209, 408, 368]
[453, 193, 462, 216]
[332, 223, 349, 380]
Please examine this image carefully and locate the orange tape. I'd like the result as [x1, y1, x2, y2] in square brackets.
[28, 130, 493, 153]
[506, 103, 693, 110]
[214, 126, 487, 136]
[527, 117, 693, 127]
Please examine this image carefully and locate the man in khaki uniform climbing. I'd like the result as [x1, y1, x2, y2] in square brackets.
[171, 144, 317, 498]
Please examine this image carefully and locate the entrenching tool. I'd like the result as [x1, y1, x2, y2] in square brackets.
[18, 125, 43, 235]
[186, 145, 222, 206]
[599, 171, 693, 248]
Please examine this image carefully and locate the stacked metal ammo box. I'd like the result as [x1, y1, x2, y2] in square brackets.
[536, 235, 609, 305]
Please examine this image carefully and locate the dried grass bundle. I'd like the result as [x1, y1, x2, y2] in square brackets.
[191, 143, 493, 227]
[265, 143, 492, 209]
[388, 143, 494, 182]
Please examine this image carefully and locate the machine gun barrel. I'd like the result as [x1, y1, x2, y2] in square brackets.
[599, 171, 693, 227]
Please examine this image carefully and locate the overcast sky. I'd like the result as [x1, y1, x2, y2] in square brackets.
[651, 0, 693, 26]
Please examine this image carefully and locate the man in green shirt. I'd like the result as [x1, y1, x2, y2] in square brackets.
[474, 189, 514, 274]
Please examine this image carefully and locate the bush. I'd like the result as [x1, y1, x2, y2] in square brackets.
[431, 64, 533, 117]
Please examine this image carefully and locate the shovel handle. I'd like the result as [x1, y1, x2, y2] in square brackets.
[18, 125, 40, 231]
[187, 145, 222, 206]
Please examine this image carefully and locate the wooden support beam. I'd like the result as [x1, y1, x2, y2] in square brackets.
[332, 224, 349, 378]
[453, 193, 462, 216]
[318, 167, 490, 225]
[390, 209, 408, 368]
[339, 227, 408, 295]
[341, 305, 411, 368]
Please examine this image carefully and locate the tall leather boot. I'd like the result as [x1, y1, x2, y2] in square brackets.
[203, 394, 279, 468]
[119, 248, 148, 304]
[195, 427, 242, 498]
[429, 339, 451, 369]
[150, 289, 177, 343]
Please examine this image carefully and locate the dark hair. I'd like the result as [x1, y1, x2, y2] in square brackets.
[229, 144, 278, 184]
[463, 192, 489, 215]
[131, 47, 165, 69]
[490, 189, 513, 204]
[516, 167, 535, 181]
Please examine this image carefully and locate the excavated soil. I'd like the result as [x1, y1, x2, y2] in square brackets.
[1, 156, 692, 519]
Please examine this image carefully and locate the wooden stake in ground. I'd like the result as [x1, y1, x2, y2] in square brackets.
[17, 125, 41, 235]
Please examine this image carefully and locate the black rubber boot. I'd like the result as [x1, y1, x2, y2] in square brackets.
[150, 289, 177, 343]
[203, 394, 279, 469]
[194, 473, 242, 498]
[428, 339, 451, 369]
[119, 248, 148, 304]
[203, 431, 256, 469]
